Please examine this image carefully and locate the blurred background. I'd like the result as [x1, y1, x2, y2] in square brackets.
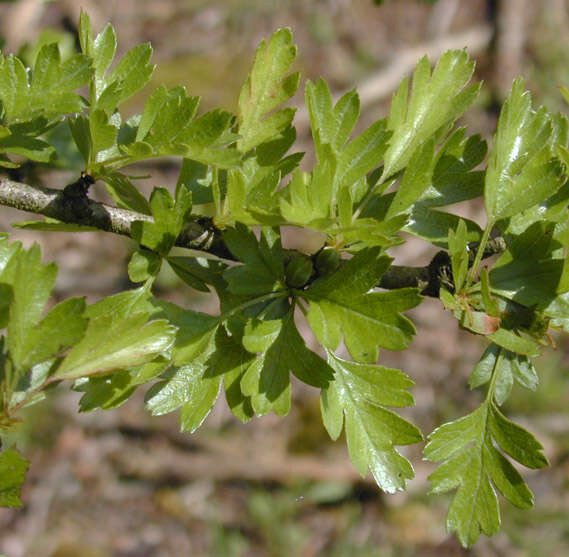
[1, 0, 569, 555]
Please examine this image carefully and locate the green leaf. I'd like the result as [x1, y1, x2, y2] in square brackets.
[146, 362, 221, 433]
[490, 242, 564, 309]
[337, 216, 408, 251]
[419, 129, 487, 208]
[320, 351, 421, 493]
[487, 328, 541, 357]
[238, 28, 299, 152]
[0, 234, 22, 273]
[131, 184, 192, 254]
[0, 121, 55, 163]
[335, 119, 391, 192]
[11, 219, 98, 232]
[76, 372, 138, 412]
[0, 46, 92, 124]
[144, 306, 221, 431]
[485, 79, 563, 221]
[121, 87, 240, 168]
[78, 10, 94, 58]
[0, 284, 11, 329]
[75, 357, 171, 412]
[176, 159, 214, 205]
[0, 449, 29, 507]
[17, 297, 87, 370]
[222, 226, 285, 296]
[6, 244, 57, 369]
[54, 312, 175, 380]
[247, 308, 333, 379]
[68, 115, 90, 163]
[241, 309, 332, 416]
[89, 108, 118, 157]
[9, 359, 56, 410]
[135, 85, 199, 144]
[305, 81, 359, 156]
[102, 171, 150, 214]
[255, 125, 298, 166]
[385, 138, 435, 219]
[510, 352, 539, 390]
[480, 267, 500, 317]
[469, 343, 499, 389]
[221, 158, 286, 225]
[92, 24, 117, 86]
[205, 327, 255, 423]
[96, 43, 154, 112]
[305, 79, 391, 212]
[279, 164, 334, 226]
[470, 344, 515, 405]
[128, 250, 162, 282]
[304, 249, 421, 362]
[488, 405, 548, 469]
[153, 300, 219, 367]
[425, 400, 547, 547]
[402, 204, 482, 247]
[167, 256, 226, 293]
[381, 50, 479, 182]
[86, 285, 158, 321]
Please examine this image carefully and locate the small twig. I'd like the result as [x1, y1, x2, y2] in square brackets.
[0, 177, 232, 259]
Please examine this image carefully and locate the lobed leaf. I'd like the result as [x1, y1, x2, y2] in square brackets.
[206, 327, 255, 423]
[279, 164, 334, 226]
[14, 297, 87, 370]
[95, 43, 154, 112]
[122, 86, 240, 168]
[485, 79, 563, 221]
[425, 400, 547, 547]
[241, 309, 333, 416]
[238, 28, 299, 153]
[385, 138, 435, 219]
[304, 249, 421, 362]
[418, 129, 487, 208]
[0, 46, 92, 124]
[381, 50, 479, 182]
[146, 360, 222, 433]
[131, 183, 192, 254]
[305, 79, 391, 216]
[54, 313, 175, 380]
[222, 226, 285, 296]
[102, 171, 151, 214]
[320, 351, 421, 493]
[5, 244, 57, 369]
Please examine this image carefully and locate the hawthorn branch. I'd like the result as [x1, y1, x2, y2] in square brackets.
[0, 177, 233, 259]
[0, 177, 505, 297]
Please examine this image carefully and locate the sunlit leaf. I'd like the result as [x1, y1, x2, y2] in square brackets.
[320, 351, 421, 493]
[425, 400, 547, 547]
[381, 50, 479, 182]
[238, 28, 299, 152]
[304, 249, 421, 362]
[485, 79, 563, 221]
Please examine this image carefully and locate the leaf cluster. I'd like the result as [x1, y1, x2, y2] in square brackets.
[1, 12, 569, 548]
